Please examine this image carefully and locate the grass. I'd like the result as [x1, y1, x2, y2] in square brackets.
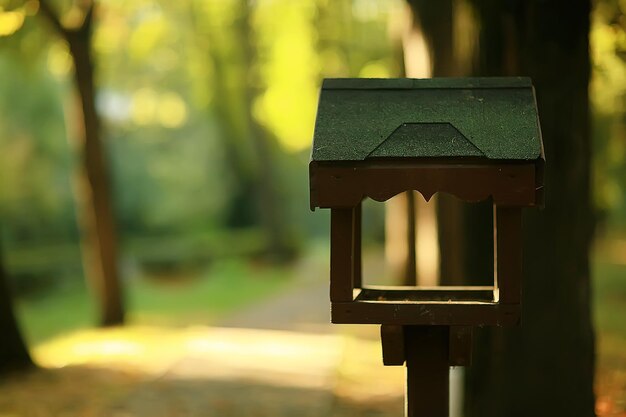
[15, 257, 292, 346]
[127, 258, 291, 326]
[15, 282, 95, 346]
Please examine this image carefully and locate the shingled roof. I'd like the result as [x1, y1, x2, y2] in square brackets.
[311, 77, 543, 162]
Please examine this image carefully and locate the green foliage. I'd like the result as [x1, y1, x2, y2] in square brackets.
[0, 0, 404, 255]
[591, 0, 626, 232]
[0, 54, 76, 244]
[593, 260, 626, 338]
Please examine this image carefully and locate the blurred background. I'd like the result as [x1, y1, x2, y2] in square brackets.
[0, 0, 624, 416]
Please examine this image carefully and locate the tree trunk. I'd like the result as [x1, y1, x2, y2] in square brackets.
[465, 2, 595, 416]
[66, 25, 124, 326]
[37, 2, 124, 326]
[0, 240, 34, 375]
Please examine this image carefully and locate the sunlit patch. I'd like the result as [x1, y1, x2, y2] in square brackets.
[93, 13, 129, 56]
[358, 60, 390, 78]
[253, 0, 320, 152]
[131, 88, 159, 125]
[128, 8, 168, 61]
[73, 340, 144, 357]
[591, 8, 626, 114]
[157, 92, 188, 128]
[0, 8, 25, 37]
[34, 329, 147, 369]
[130, 89, 187, 128]
[47, 41, 73, 77]
[180, 327, 345, 389]
[31, 325, 404, 396]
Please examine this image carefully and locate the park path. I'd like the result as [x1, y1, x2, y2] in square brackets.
[0, 325, 405, 417]
[218, 245, 387, 337]
[0, 249, 408, 416]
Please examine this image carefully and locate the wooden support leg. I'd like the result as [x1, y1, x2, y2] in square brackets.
[405, 326, 450, 417]
[448, 326, 473, 367]
[330, 208, 355, 302]
[494, 206, 522, 304]
[381, 324, 405, 366]
[354, 202, 362, 289]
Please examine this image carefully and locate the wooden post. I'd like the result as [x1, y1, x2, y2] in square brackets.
[494, 206, 522, 304]
[330, 208, 355, 302]
[405, 326, 450, 417]
[354, 202, 362, 289]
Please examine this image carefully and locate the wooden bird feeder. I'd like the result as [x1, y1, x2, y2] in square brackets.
[309, 77, 544, 416]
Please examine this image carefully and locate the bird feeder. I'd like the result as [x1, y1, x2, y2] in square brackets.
[309, 77, 544, 417]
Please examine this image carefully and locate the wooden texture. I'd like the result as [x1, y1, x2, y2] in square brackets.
[357, 286, 494, 302]
[449, 326, 473, 367]
[330, 208, 355, 302]
[494, 207, 522, 304]
[332, 301, 519, 326]
[310, 161, 538, 209]
[405, 326, 450, 417]
[324, 199, 526, 325]
[353, 202, 362, 288]
[381, 325, 406, 366]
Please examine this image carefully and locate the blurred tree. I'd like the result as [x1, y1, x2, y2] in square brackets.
[463, 1, 596, 416]
[239, 0, 294, 262]
[0, 54, 77, 245]
[0, 238, 33, 374]
[37, 0, 124, 326]
[590, 0, 626, 233]
[190, 0, 295, 262]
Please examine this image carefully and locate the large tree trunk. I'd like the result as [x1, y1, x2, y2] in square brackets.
[465, 2, 596, 416]
[39, 2, 124, 326]
[0, 240, 34, 375]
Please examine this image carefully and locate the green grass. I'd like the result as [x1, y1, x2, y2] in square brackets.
[15, 283, 95, 346]
[127, 258, 291, 326]
[15, 257, 292, 346]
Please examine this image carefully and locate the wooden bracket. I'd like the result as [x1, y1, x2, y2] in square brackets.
[448, 326, 473, 367]
[381, 325, 405, 366]
[381, 325, 473, 367]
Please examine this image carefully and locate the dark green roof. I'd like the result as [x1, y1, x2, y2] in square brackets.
[311, 77, 543, 161]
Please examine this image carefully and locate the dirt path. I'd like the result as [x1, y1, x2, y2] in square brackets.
[0, 325, 404, 417]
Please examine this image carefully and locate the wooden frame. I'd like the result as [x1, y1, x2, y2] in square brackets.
[316, 160, 536, 327]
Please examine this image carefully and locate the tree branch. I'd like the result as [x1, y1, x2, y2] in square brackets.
[79, 1, 95, 33]
[37, 0, 69, 37]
